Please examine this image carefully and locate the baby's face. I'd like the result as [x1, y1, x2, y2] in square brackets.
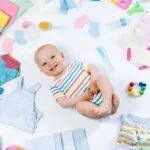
[36, 46, 65, 77]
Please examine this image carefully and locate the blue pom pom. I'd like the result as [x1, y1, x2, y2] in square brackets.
[139, 82, 143, 86]
[142, 83, 146, 87]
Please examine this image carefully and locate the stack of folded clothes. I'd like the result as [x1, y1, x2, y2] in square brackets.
[116, 114, 150, 150]
[0, 0, 32, 35]
[0, 54, 20, 85]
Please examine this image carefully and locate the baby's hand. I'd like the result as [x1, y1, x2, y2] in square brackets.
[83, 91, 94, 101]
[88, 80, 100, 95]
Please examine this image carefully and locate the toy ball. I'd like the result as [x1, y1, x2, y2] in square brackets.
[129, 82, 135, 87]
[0, 87, 4, 95]
[38, 21, 52, 31]
[5, 145, 23, 150]
[127, 81, 147, 96]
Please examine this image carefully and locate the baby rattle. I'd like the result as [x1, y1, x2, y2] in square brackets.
[38, 21, 67, 31]
[128, 81, 147, 96]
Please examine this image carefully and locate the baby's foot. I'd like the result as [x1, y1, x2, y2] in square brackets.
[111, 94, 120, 115]
[93, 105, 112, 118]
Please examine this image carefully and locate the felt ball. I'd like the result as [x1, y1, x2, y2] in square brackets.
[139, 90, 144, 95]
[0, 87, 4, 94]
[128, 86, 132, 92]
[129, 90, 135, 96]
[38, 21, 52, 31]
[142, 83, 147, 87]
[139, 82, 143, 86]
[141, 86, 146, 91]
[5, 145, 23, 150]
[129, 82, 135, 87]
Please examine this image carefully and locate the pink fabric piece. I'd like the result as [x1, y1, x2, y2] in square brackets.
[147, 46, 150, 50]
[74, 15, 90, 29]
[2, 37, 15, 54]
[0, 0, 19, 26]
[127, 48, 131, 61]
[139, 65, 149, 70]
[116, 0, 132, 9]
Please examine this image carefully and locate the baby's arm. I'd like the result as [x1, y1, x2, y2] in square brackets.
[87, 64, 101, 94]
[57, 92, 93, 108]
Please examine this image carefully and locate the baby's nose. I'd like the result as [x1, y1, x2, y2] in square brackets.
[45, 62, 51, 68]
[47, 61, 52, 66]
[47, 63, 52, 68]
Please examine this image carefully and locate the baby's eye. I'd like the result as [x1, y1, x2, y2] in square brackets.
[51, 55, 55, 59]
[42, 62, 47, 66]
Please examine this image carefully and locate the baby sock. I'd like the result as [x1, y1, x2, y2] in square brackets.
[2, 37, 15, 54]
[22, 21, 40, 41]
[14, 30, 27, 45]
[88, 21, 100, 37]
[74, 15, 90, 29]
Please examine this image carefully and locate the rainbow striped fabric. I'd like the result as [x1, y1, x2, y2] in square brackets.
[50, 61, 103, 105]
[117, 115, 150, 149]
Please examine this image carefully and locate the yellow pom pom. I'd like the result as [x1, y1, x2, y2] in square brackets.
[38, 21, 52, 31]
[129, 90, 135, 96]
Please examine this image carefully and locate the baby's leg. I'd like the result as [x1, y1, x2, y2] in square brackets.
[95, 75, 114, 114]
[76, 101, 111, 119]
[111, 94, 120, 114]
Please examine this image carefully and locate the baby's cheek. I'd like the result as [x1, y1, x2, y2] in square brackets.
[43, 69, 50, 75]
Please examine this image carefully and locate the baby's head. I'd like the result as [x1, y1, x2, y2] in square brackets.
[34, 44, 65, 77]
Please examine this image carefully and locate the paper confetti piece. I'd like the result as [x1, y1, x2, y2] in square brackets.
[127, 47, 131, 61]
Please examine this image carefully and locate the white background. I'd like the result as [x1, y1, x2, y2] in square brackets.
[0, 0, 150, 149]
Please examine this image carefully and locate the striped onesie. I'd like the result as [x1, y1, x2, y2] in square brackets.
[50, 61, 103, 105]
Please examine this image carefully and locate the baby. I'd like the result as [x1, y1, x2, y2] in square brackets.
[34, 44, 119, 119]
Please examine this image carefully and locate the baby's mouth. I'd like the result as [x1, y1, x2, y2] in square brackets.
[50, 64, 58, 71]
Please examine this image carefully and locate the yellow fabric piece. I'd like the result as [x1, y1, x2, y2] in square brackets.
[0, 10, 10, 28]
